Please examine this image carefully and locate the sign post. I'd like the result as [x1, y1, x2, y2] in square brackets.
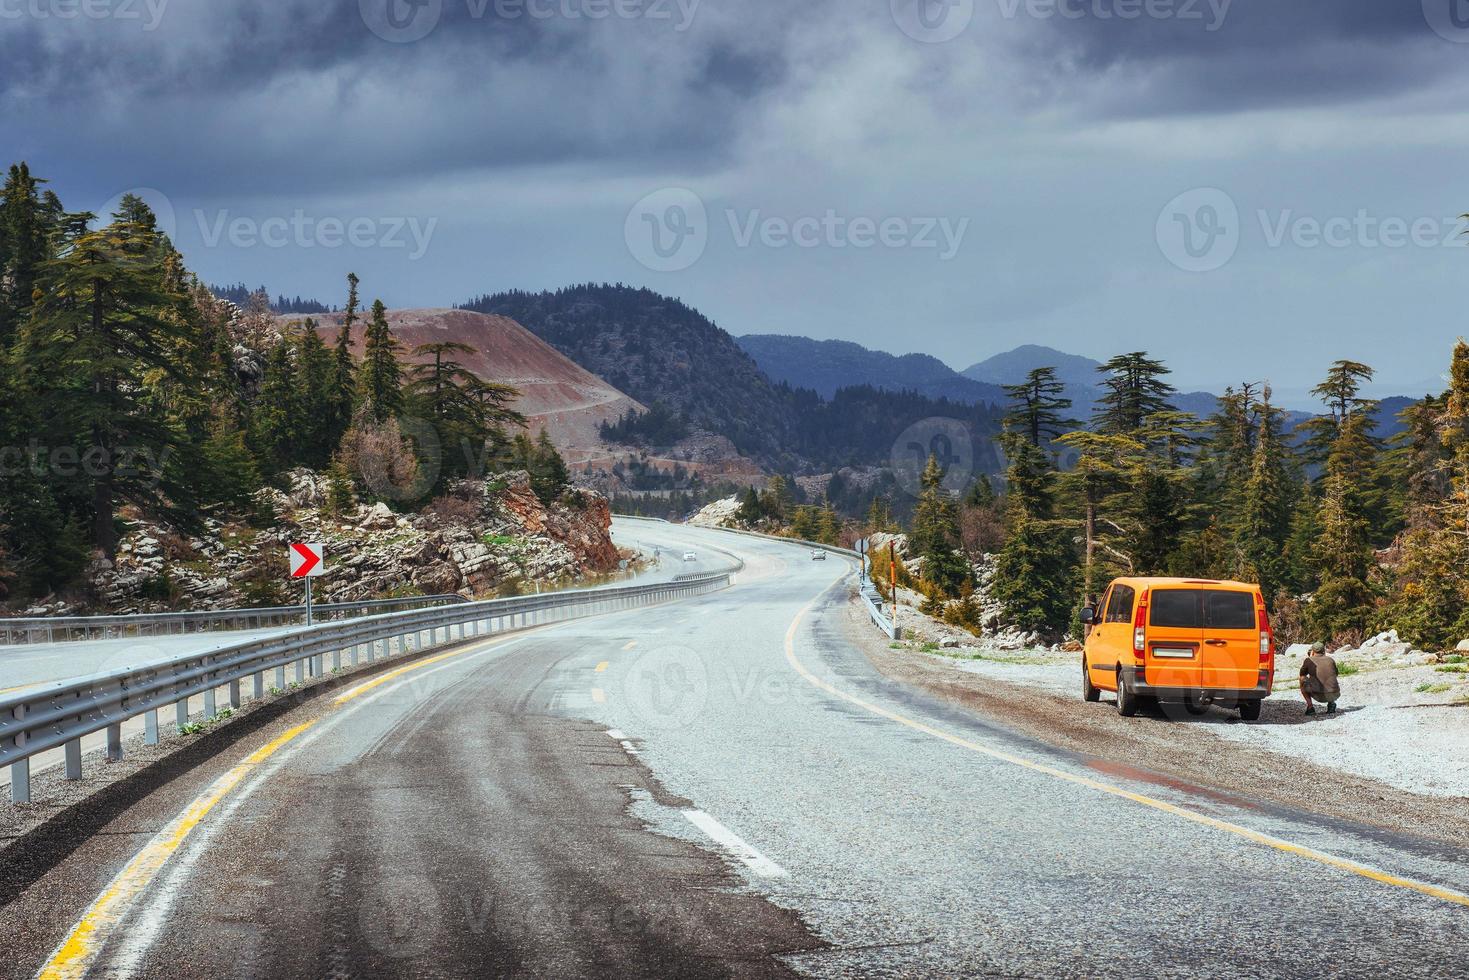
[856, 537, 869, 584]
[290, 542, 326, 626]
[889, 540, 898, 638]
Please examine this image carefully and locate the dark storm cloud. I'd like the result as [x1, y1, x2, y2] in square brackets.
[1016, 0, 1464, 114]
[0, 0, 791, 196]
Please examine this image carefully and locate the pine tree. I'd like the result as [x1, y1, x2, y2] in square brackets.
[250, 338, 301, 476]
[1054, 431, 1141, 602]
[910, 454, 970, 595]
[965, 474, 995, 508]
[325, 459, 357, 516]
[761, 475, 792, 523]
[198, 411, 262, 510]
[1298, 360, 1377, 472]
[1237, 387, 1296, 601]
[1308, 411, 1377, 641]
[1093, 352, 1176, 434]
[533, 429, 569, 503]
[17, 203, 199, 554]
[737, 485, 763, 525]
[1000, 367, 1077, 448]
[297, 318, 338, 467]
[1384, 342, 1469, 648]
[866, 495, 896, 533]
[358, 300, 403, 423]
[0, 162, 54, 344]
[329, 273, 360, 447]
[406, 340, 523, 484]
[816, 504, 840, 545]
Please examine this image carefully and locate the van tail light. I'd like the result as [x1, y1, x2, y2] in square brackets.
[1257, 608, 1274, 661]
[1133, 600, 1148, 656]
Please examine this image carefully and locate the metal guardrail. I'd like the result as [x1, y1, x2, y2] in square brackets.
[0, 594, 468, 646]
[0, 573, 730, 803]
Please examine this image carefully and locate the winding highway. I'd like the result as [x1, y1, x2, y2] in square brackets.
[3, 522, 1467, 978]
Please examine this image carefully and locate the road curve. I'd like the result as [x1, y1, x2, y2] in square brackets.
[4, 523, 1468, 979]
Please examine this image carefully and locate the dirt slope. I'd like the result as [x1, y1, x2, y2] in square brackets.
[283, 308, 644, 466]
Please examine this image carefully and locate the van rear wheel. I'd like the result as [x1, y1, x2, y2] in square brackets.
[1082, 659, 1101, 702]
[1116, 672, 1139, 717]
[1239, 700, 1262, 722]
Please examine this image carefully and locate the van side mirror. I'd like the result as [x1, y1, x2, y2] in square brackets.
[1080, 606, 1097, 626]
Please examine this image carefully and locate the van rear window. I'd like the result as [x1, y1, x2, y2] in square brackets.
[1205, 591, 1256, 630]
[1150, 590, 1200, 628]
[1149, 589, 1258, 630]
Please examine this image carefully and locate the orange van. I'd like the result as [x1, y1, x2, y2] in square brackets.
[1080, 577, 1274, 720]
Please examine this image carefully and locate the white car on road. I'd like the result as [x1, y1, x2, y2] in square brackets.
[811, 550, 827, 560]
[682, 552, 697, 562]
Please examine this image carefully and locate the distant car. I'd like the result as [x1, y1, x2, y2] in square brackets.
[811, 549, 826, 560]
[682, 552, 697, 562]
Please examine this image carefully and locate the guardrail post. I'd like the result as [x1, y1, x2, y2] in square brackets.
[253, 671, 264, 699]
[295, 658, 305, 684]
[204, 686, 217, 719]
[10, 758, 28, 803]
[105, 723, 122, 762]
[333, 647, 342, 672]
[228, 680, 241, 710]
[275, 665, 286, 690]
[65, 738, 82, 779]
[144, 709, 160, 745]
[313, 651, 325, 676]
[176, 699, 189, 730]
[10, 704, 30, 803]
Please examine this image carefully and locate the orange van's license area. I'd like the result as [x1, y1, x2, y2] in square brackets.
[1080, 578, 1275, 721]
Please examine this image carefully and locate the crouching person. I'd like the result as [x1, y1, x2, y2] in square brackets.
[1300, 642, 1342, 716]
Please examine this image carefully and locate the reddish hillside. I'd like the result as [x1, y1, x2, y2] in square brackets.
[283, 308, 643, 466]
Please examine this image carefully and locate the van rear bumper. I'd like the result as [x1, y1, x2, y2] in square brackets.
[1121, 667, 1271, 702]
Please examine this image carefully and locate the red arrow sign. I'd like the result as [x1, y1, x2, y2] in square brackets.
[290, 542, 324, 578]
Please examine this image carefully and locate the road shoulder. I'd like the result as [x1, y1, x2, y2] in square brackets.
[836, 590, 1469, 846]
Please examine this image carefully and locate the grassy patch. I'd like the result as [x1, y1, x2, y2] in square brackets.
[1416, 682, 1453, 695]
[1443, 654, 1467, 665]
[177, 707, 234, 736]
[1435, 664, 1469, 674]
[1337, 663, 1361, 677]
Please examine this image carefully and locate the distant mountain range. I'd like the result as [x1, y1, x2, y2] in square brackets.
[741, 337, 1222, 421]
[745, 336, 1417, 440]
[736, 335, 1008, 406]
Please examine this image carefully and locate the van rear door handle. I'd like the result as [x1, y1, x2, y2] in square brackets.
[1205, 639, 1227, 646]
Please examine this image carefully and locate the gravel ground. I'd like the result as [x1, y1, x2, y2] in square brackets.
[854, 601, 1469, 842]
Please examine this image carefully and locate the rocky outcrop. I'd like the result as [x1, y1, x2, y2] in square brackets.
[44, 470, 618, 615]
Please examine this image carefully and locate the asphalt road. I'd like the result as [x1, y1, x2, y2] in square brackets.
[5, 522, 1468, 978]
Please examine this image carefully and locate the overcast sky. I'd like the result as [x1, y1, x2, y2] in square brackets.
[5, 0, 1467, 407]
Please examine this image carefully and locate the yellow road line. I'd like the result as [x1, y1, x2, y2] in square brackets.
[622, 640, 637, 651]
[592, 688, 607, 703]
[38, 722, 315, 980]
[595, 661, 609, 673]
[40, 631, 535, 979]
[782, 593, 1469, 911]
[0, 683, 36, 695]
